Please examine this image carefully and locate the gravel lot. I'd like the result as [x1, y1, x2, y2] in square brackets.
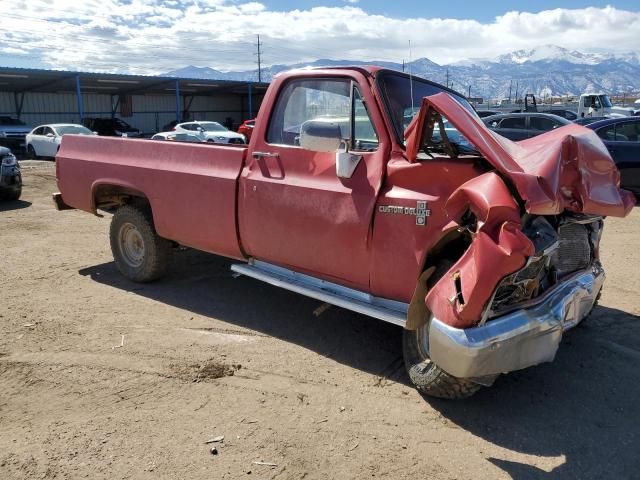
[1, 163, 639, 479]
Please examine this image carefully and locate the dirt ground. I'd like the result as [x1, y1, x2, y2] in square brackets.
[1, 163, 639, 480]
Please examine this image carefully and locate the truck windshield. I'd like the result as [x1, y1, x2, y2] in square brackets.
[377, 72, 478, 154]
[599, 95, 613, 108]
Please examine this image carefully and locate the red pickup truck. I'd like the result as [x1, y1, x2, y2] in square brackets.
[54, 67, 634, 399]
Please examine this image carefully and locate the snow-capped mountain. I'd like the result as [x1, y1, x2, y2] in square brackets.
[164, 45, 640, 99]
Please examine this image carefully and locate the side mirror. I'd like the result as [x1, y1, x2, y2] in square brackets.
[46, 132, 54, 138]
[299, 120, 342, 152]
[197, 127, 205, 133]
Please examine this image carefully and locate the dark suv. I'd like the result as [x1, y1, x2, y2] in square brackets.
[0, 147, 22, 200]
[83, 118, 141, 137]
[0, 116, 32, 151]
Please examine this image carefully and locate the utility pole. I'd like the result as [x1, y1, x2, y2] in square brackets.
[508, 80, 513, 103]
[468, 85, 471, 99]
[402, 60, 405, 72]
[255, 34, 263, 83]
[446, 69, 449, 88]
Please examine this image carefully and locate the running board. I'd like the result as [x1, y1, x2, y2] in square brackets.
[230, 260, 408, 327]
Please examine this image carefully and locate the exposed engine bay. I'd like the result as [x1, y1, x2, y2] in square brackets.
[487, 215, 603, 319]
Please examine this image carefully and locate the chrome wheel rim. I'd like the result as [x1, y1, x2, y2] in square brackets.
[119, 222, 145, 268]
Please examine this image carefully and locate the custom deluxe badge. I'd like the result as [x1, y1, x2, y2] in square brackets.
[378, 200, 431, 226]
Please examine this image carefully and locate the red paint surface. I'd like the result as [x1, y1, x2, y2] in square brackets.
[238, 70, 389, 290]
[57, 135, 247, 259]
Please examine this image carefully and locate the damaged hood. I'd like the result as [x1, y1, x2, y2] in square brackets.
[405, 93, 635, 218]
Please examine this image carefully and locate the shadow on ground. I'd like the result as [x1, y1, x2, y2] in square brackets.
[430, 304, 640, 479]
[0, 199, 31, 212]
[79, 249, 408, 385]
[80, 249, 640, 480]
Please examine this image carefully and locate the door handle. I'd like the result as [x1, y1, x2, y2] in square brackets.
[252, 151, 279, 159]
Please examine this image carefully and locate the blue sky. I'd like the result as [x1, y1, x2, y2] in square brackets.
[261, 0, 640, 20]
[0, 1, 638, 74]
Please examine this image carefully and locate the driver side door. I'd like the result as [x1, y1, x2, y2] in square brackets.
[238, 76, 385, 289]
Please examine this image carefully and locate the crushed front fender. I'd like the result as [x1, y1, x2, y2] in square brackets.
[425, 173, 535, 329]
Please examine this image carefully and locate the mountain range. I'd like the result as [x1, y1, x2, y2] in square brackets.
[164, 45, 640, 100]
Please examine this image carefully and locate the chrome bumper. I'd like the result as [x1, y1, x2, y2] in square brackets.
[428, 266, 605, 378]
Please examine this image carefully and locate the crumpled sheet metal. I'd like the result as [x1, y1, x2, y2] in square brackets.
[425, 173, 535, 329]
[405, 93, 635, 218]
[405, 93, 633, 329]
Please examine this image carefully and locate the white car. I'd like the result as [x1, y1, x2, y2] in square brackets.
[174, 121, 245, 144]
[151, 132, 205, 143]
[26, 123, 94, 158]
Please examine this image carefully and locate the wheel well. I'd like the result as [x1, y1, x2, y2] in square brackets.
[422, 229, 471, 274]
[93, 184, 149, 213]
[406, 230, 472, 331]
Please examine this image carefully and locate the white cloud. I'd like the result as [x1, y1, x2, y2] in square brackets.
[0, 2, 637, 74]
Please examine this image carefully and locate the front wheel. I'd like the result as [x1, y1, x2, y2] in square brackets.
[403, 324, 481, 399]
[403, 260, 482, 399]
[109, 204, 172, 282]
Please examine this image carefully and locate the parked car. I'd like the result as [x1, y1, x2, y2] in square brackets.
[586, 117, 640, 196]
[174, 121, 245, 144]
[543, 109, 578, 121]
[54, 67, 633, 399]
[151, 132, 205, 143]
[0, 147, 21, 200]
[83, 118, 141, 138]
[237, 119, 255, 141]
[475, 110, 501, 118]
[483, 113, 572, 141]
[26, 124, 94, 158]
[574, 116, 607, 126]
[0, 116, 32, 152]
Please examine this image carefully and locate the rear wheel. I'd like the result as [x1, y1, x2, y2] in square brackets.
[403, 261, 482, 399]
[109, 204, 172, 282]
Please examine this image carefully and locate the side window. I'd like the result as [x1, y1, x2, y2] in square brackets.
[615, 122, 640, 142]
[33, 127, 44, 135]
[267, 79, 351, 146]
[597, 125, 617, 141]
[499, 117, 526, 129]
[43, 127, 54, 136]
[530, 116, 557, 131]
[352, 88, 378, 151]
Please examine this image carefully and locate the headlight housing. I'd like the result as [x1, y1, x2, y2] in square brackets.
[1, 154, 17, 167]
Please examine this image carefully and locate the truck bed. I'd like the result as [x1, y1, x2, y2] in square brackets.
[56, 135, 248, 259]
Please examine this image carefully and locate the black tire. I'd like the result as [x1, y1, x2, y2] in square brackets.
[27, 144, 37, 160]
[109, 204, 172, 282]
[5, 187, 22, 201]
[403, 261, 482, 399]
